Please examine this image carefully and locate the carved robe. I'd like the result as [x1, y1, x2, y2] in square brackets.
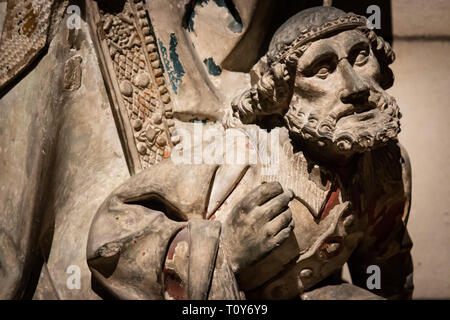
[87, 127, 413, 299]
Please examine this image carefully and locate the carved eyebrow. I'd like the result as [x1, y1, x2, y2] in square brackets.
[347, 39, 370, 56]
[297, 44, 337, 72]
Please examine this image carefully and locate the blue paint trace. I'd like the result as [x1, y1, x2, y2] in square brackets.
[186, 0, 242, 34]
[203, 57, 222, 76]
[159, 33, 185, 94]
[228, 20, 243, 33]
[213, 0, 226, 7]
[187, 0, 208, 32]
[187, 9, 196, 32]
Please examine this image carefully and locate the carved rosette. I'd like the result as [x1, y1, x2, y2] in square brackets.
[88, 0, 179, 173]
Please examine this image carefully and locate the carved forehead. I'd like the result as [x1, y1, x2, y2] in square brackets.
[269, 6, 347, 53]
[297, 30, 370, 67]
[267, 6, 367, 64]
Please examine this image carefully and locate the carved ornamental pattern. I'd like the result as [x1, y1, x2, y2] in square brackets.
[0, 0, 54, 89]
[88, 0, 180, 173]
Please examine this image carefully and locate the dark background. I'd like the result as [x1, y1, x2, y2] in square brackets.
[260, 0, 393, 56]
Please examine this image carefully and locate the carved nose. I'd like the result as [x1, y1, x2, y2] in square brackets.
[338, 60, 370, 104]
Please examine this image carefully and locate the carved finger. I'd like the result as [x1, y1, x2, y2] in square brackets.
[271, 222, 294, 247]
[239, 182, 283, 212]
[259, 189, 294, 221]
[265, 209, 292, 237]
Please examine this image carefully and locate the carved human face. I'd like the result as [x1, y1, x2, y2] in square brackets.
[284, 30, 401, 164]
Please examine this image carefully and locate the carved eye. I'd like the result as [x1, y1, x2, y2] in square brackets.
[315, 66, 330, 79]
[354, 49, 369, 66]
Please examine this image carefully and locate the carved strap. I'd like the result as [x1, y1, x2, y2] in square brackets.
[162, 220, 222, 300]
[187, 220, 221, 300]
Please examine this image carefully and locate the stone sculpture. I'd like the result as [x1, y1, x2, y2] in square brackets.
[0, 1, 413, 300]
[87, 5, 413, 300]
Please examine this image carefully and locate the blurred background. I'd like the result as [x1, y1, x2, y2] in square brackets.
[389, 0, 450, 300]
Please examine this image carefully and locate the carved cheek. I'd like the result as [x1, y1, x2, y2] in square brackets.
[293, 80, 339, 118]
[294, 74, 335, 103]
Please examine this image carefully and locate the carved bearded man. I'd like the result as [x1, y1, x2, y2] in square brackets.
[86, 6, 413, 300]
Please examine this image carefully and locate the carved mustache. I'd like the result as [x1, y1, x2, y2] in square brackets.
[327, 90, 389, 125]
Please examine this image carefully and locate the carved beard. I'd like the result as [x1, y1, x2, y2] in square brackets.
[283, 85, 402, 154]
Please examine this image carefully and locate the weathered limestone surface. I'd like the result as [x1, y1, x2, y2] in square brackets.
[0, 12, 130, 299]
[0, 2, 422, 300]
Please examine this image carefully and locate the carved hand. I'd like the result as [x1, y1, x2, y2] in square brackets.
[220, 182, 294, 274]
